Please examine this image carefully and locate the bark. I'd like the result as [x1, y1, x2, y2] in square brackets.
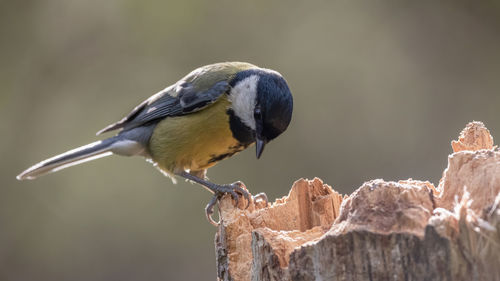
[215, 121, 500, 281]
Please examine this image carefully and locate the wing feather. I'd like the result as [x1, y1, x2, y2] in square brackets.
[96, 80, 229, 135]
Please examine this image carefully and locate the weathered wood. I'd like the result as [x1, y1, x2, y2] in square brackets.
[215, 121, 500, 281]
[215, 177, 343, 281]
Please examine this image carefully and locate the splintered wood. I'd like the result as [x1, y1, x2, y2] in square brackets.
[215, 178, 343, 281]
[451, 121, 494, 152]
[215, 121, 500, 281]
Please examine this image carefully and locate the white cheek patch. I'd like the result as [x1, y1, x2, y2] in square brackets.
[228, 75, 259, 130]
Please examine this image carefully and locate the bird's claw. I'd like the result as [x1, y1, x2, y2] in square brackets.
[228, 181, 251, 209]
[204, 181, 252, 226]
[205, 195, 221, 226]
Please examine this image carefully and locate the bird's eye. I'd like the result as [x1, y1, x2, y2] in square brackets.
[254, 107, 262, 120]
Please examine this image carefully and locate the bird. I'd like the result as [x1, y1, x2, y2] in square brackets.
[17, 62, 293, 225]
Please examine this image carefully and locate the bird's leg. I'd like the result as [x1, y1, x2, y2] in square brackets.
[177, 171, 251, 226]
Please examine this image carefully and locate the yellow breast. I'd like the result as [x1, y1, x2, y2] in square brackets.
[148, 97, 247, 175]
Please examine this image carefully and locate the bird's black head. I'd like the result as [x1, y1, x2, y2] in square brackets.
[228, 68, 293, 158]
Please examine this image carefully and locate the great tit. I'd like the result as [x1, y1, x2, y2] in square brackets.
[17, 62, 293, 225]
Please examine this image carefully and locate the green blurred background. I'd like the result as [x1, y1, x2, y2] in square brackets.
[2, 0, 500, 280]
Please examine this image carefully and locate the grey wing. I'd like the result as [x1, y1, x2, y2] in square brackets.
[96, 80, 230, 135]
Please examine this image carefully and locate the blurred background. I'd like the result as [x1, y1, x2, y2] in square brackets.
[2, 0, 500, 280]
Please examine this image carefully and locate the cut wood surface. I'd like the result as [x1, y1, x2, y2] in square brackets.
[215, 121, 500, 281]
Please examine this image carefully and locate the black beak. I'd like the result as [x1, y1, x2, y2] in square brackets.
[256, 137, 266, 159]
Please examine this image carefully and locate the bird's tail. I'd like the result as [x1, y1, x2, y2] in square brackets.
[17, 137, 121, 180]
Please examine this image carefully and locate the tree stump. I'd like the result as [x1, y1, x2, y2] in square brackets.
[215, 121, 500, 281]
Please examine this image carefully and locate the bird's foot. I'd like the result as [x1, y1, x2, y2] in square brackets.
[205, 181, 255, 226]
[177, 171, 266, 226]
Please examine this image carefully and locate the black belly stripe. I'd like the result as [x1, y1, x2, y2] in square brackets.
[206, 142, 251, 165]
[207, 108, 254, 165]
[207, 152, 237, 164]
[227, 109, 254, 145]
